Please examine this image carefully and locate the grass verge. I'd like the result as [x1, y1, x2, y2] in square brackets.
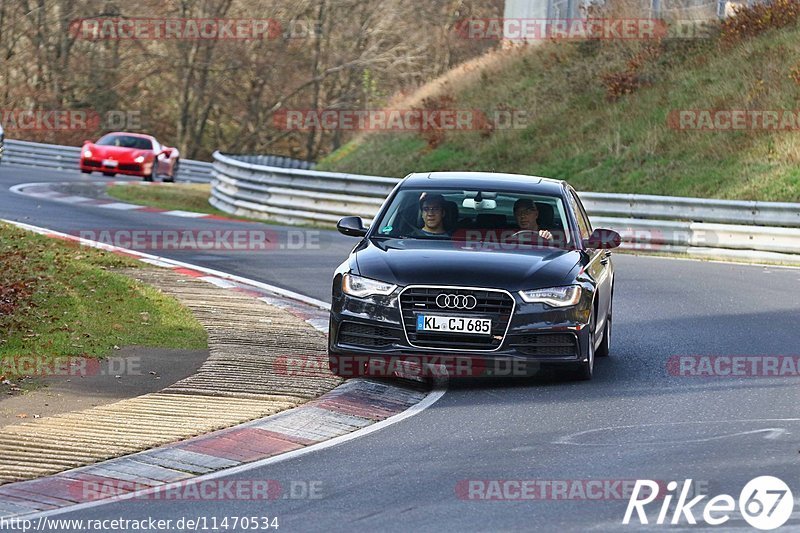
[106, 183, 228, 216]
[0, 223, 207, 379]
[318, 16, 800, 202]
[105, 183, 326, 228]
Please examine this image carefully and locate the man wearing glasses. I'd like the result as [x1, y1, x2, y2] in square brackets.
[417, 192, 450, 237]
[513, 198, 553, 240]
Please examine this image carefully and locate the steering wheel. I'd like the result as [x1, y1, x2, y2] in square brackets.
[509, 229, 537, 240]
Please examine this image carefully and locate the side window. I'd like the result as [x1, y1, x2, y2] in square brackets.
[569, 191, 591, 240]
[575, 192, 593, 234]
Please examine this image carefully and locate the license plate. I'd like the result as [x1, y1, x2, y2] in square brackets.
[102, 159, 118, 167]
[416, 315, 492, 335]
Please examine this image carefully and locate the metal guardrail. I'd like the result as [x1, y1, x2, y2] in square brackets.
[2, 139, 796, 263]
[223, 153, 315, 170]
[211, 151, 800, 264]
[581, 192, 800, 228]
[3, 140, 80, 171]
[210, 151, 397, 225]
[2, 139, 214, 183]
[174, 159, 214, 184]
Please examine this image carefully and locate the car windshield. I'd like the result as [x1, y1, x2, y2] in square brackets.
[96, 134, 153, 150]
[372, 188, 573, 249]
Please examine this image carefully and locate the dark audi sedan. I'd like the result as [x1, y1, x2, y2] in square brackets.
[329, 172, 620, 380]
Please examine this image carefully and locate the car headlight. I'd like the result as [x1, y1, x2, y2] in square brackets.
[83, 149, 92, 158]
[342, 273, 396, 298]
[519, 285, 581, 307]
[134, 155, 145, 163]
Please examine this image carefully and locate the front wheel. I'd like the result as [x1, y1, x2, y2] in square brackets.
[163, 159, 179, 183]
[574, 312, 596, 380]
[145, 163, 157, 182]
[596, 298, 612, 358]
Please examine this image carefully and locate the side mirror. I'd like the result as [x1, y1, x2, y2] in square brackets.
[584, 228, 621, 250]
[337, 216, 367, 237]
[83, 139, 93, 145]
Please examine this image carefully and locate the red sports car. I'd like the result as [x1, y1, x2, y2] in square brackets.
[80, 132, 180, 182]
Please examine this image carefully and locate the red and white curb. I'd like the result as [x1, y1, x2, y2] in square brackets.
[10, 181, 247, 223]
[0, 380, 435, 519]
[0, 219, 445, 519]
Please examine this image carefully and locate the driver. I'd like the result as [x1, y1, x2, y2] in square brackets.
[417, 192, 450, 237]
[513, 198, 552, 240]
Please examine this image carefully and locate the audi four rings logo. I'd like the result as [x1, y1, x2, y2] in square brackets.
[436, 293, 478, 309]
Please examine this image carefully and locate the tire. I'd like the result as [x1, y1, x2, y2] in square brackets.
[102, 171, 115, 177]
[145, 162, 157, 182]
[574, 310, 596, 380]
[81, 169, 91, 174]
[164, 159, 179, 182]
[596, 295, 612, 358]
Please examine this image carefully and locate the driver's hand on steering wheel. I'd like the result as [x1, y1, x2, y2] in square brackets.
[538, 229, 552, 240]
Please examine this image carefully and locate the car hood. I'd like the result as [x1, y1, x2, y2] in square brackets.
[354, 238, 581, 291]
[88, 145, 151, 160]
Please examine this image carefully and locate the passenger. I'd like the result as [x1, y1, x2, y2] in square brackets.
[513, 198, 552, 240]
[417, 192, 450, 237]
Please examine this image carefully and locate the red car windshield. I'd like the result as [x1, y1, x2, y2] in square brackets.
[96, 134, 153, 150]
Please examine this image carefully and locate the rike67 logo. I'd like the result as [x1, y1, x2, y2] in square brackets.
[623, 476, 794, 530]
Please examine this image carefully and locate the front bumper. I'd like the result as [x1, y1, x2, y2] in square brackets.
[329, 289, 593, 377]
[81, 158, 151, 176]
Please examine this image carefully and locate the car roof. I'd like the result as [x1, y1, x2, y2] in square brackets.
[401, 172, 567, 195]
[102, 132, 155, 140]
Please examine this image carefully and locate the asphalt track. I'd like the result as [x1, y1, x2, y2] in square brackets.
[1, 164, 798, 532]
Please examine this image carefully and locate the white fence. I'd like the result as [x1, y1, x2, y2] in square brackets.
[211, 151, 800, 265]
[3, 139, 797, 264]
[210, 151, 396, 226]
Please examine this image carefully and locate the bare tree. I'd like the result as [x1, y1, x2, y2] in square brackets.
[0, 0, 499, 157]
